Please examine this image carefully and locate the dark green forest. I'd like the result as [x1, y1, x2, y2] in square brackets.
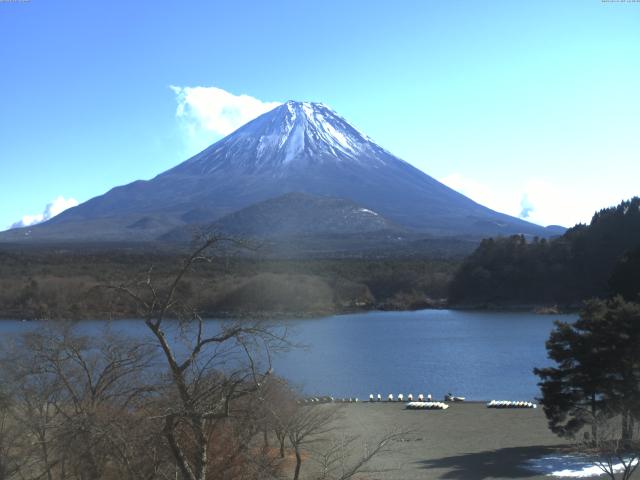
[449, 197, 640, 307]
[0, 247, 457, 320]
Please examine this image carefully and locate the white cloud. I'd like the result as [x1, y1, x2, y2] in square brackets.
[10, 196, 79, 229]
[519, 193, 534, 218]
[514, 179, 581, 227]
[170, 86, 281, 153]
[439, 173, 625, 228]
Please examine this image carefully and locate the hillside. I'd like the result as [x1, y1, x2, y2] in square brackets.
[449, 197, 640, 307]
[160, 192, 401, 241]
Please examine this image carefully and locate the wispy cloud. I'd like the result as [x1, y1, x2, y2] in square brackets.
[519, 193, 534, 218]
[439, 174, 614, 228]
[515, 179, 589, 227]
[170, 85, 281, 154]
[10, 196, 78, 230]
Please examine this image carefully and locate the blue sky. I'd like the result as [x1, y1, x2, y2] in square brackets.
[1, 0, 639, 229]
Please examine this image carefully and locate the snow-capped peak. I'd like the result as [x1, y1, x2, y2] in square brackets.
[174, 100, 399, 175]
[263, 101, 376, 162]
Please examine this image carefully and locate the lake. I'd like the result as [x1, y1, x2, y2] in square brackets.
[0, 309, 576, 401]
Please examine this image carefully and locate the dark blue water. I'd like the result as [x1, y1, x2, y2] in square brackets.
[0, 310, 575, 401]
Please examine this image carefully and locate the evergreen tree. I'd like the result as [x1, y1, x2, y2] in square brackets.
[534, 297, 640, 440]
[610, 246, 640, 301]
[450, 197, 640, 306]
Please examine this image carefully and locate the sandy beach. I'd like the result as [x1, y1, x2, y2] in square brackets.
[321, 402, 577, 480]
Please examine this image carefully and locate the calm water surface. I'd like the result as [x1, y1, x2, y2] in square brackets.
[0, 309, 576, 401]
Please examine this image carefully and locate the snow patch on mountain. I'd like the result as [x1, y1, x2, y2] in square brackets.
[358, 208, 379, 216]
[171, 100, 402, 175]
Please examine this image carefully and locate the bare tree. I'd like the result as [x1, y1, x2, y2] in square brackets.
[107, 234, 288, 480]
[258, 376, 299, 458]
[0, 387, 25, 480]
[255, 376, 409, 480]
[1, 324, 164, 480]
[8, 354, 62, 480]
[283, 400, 407, 480]
[310, 430, 406, 480]
[578, 413, 640, 480]
[285, 404, 343, 480]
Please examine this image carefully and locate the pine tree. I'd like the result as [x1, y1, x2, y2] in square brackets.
[534, 297, 640, 441]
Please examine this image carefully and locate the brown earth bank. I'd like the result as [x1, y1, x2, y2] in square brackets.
[0, 248, 458, 320]
[316, 403, 575, 480]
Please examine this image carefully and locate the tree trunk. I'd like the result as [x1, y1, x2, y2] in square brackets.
[591, 393, 598, 442]
[40, 437, 53, 480]
[80, 458, 100, 480]
[39, 402, 54, 480]
[293, 445, 302, 480]
[79, 440, 101, 480]
[193, 415, 208, 480]
[280, 437, 286, 458]
[164, 417, 197, 480]
[621, 410, 630, 442]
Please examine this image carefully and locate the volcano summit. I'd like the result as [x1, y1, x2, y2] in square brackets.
[2, 101, 561, 245]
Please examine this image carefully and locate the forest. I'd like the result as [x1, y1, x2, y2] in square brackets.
[449, 197, 640, 308]
[0, 245, 457, 320]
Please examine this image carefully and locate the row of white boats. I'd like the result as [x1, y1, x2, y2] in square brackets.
[486, 400, 537, 409]
[406, 401, 449, 410]
[299, 394, 442, 404]
[297, 396, 538, 409]
[406, 400, 537, 410]
[298, 394, 436, 404]
[369, 393, 434, 402]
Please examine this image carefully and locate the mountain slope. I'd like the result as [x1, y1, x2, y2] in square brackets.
[2, 101, 558, 243]
[159, 192, 400, 242]
[160, 193, 481, 258]
[210, 192, 399, 237]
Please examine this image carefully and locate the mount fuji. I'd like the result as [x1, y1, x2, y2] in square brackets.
[2, 101, 562, 246]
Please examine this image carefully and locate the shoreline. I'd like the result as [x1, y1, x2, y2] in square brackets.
[0, 302, 580, 322]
